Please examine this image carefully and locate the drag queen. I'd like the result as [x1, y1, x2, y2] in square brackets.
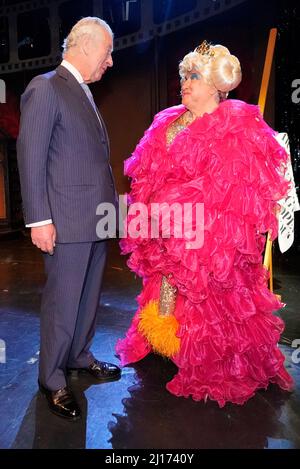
[116, 41, 293, 407]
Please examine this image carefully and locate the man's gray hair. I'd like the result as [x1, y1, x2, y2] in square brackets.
[62, 17, 113, 56]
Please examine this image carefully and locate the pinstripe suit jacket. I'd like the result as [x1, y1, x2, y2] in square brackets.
[17, 65, 117, 243]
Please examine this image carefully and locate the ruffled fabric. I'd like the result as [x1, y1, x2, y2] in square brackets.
[116, 100, 294, 407]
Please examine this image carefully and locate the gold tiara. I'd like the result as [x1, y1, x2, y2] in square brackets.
[195, 40, 215, 57]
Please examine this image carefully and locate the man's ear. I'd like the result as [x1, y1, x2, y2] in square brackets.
[80, 34, 90, 56]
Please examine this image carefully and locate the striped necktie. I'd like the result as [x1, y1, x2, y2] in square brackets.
[81, 83, 99, 114]
[81, 83, 106, 142]
[81, 82, 105, 136]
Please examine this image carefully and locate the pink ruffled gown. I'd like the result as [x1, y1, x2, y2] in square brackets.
[116, 100, 294, 407]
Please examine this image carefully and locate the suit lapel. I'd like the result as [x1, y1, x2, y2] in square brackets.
[56, 65, 103, 135]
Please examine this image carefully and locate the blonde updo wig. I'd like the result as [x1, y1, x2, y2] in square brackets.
[179, 43, 242, 100]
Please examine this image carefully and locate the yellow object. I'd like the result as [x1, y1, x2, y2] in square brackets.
[138, 300, 180, 357]
[258, 28, 277, 115]
[263, 232, 273, 291]
[258, 28, 278, 293]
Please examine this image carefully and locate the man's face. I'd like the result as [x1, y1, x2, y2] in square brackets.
[85, 28, 113, 83]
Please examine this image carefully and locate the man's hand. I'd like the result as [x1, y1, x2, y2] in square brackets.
[31, 224, 56, 255]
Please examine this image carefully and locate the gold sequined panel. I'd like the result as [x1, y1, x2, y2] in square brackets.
[159, 276, 177, 316]
[166, 111, 193, 146]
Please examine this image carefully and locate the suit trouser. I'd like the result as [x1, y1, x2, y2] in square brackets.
[39, 240, 107, 391]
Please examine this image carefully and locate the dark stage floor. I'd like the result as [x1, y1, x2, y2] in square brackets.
[0, 234, 300, 449]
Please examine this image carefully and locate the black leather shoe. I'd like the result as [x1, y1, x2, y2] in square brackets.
[69, 359, 121, 382]
[38, 381, 81, 421]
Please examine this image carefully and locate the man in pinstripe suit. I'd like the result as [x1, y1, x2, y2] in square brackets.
[17, 17, 121, 420]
